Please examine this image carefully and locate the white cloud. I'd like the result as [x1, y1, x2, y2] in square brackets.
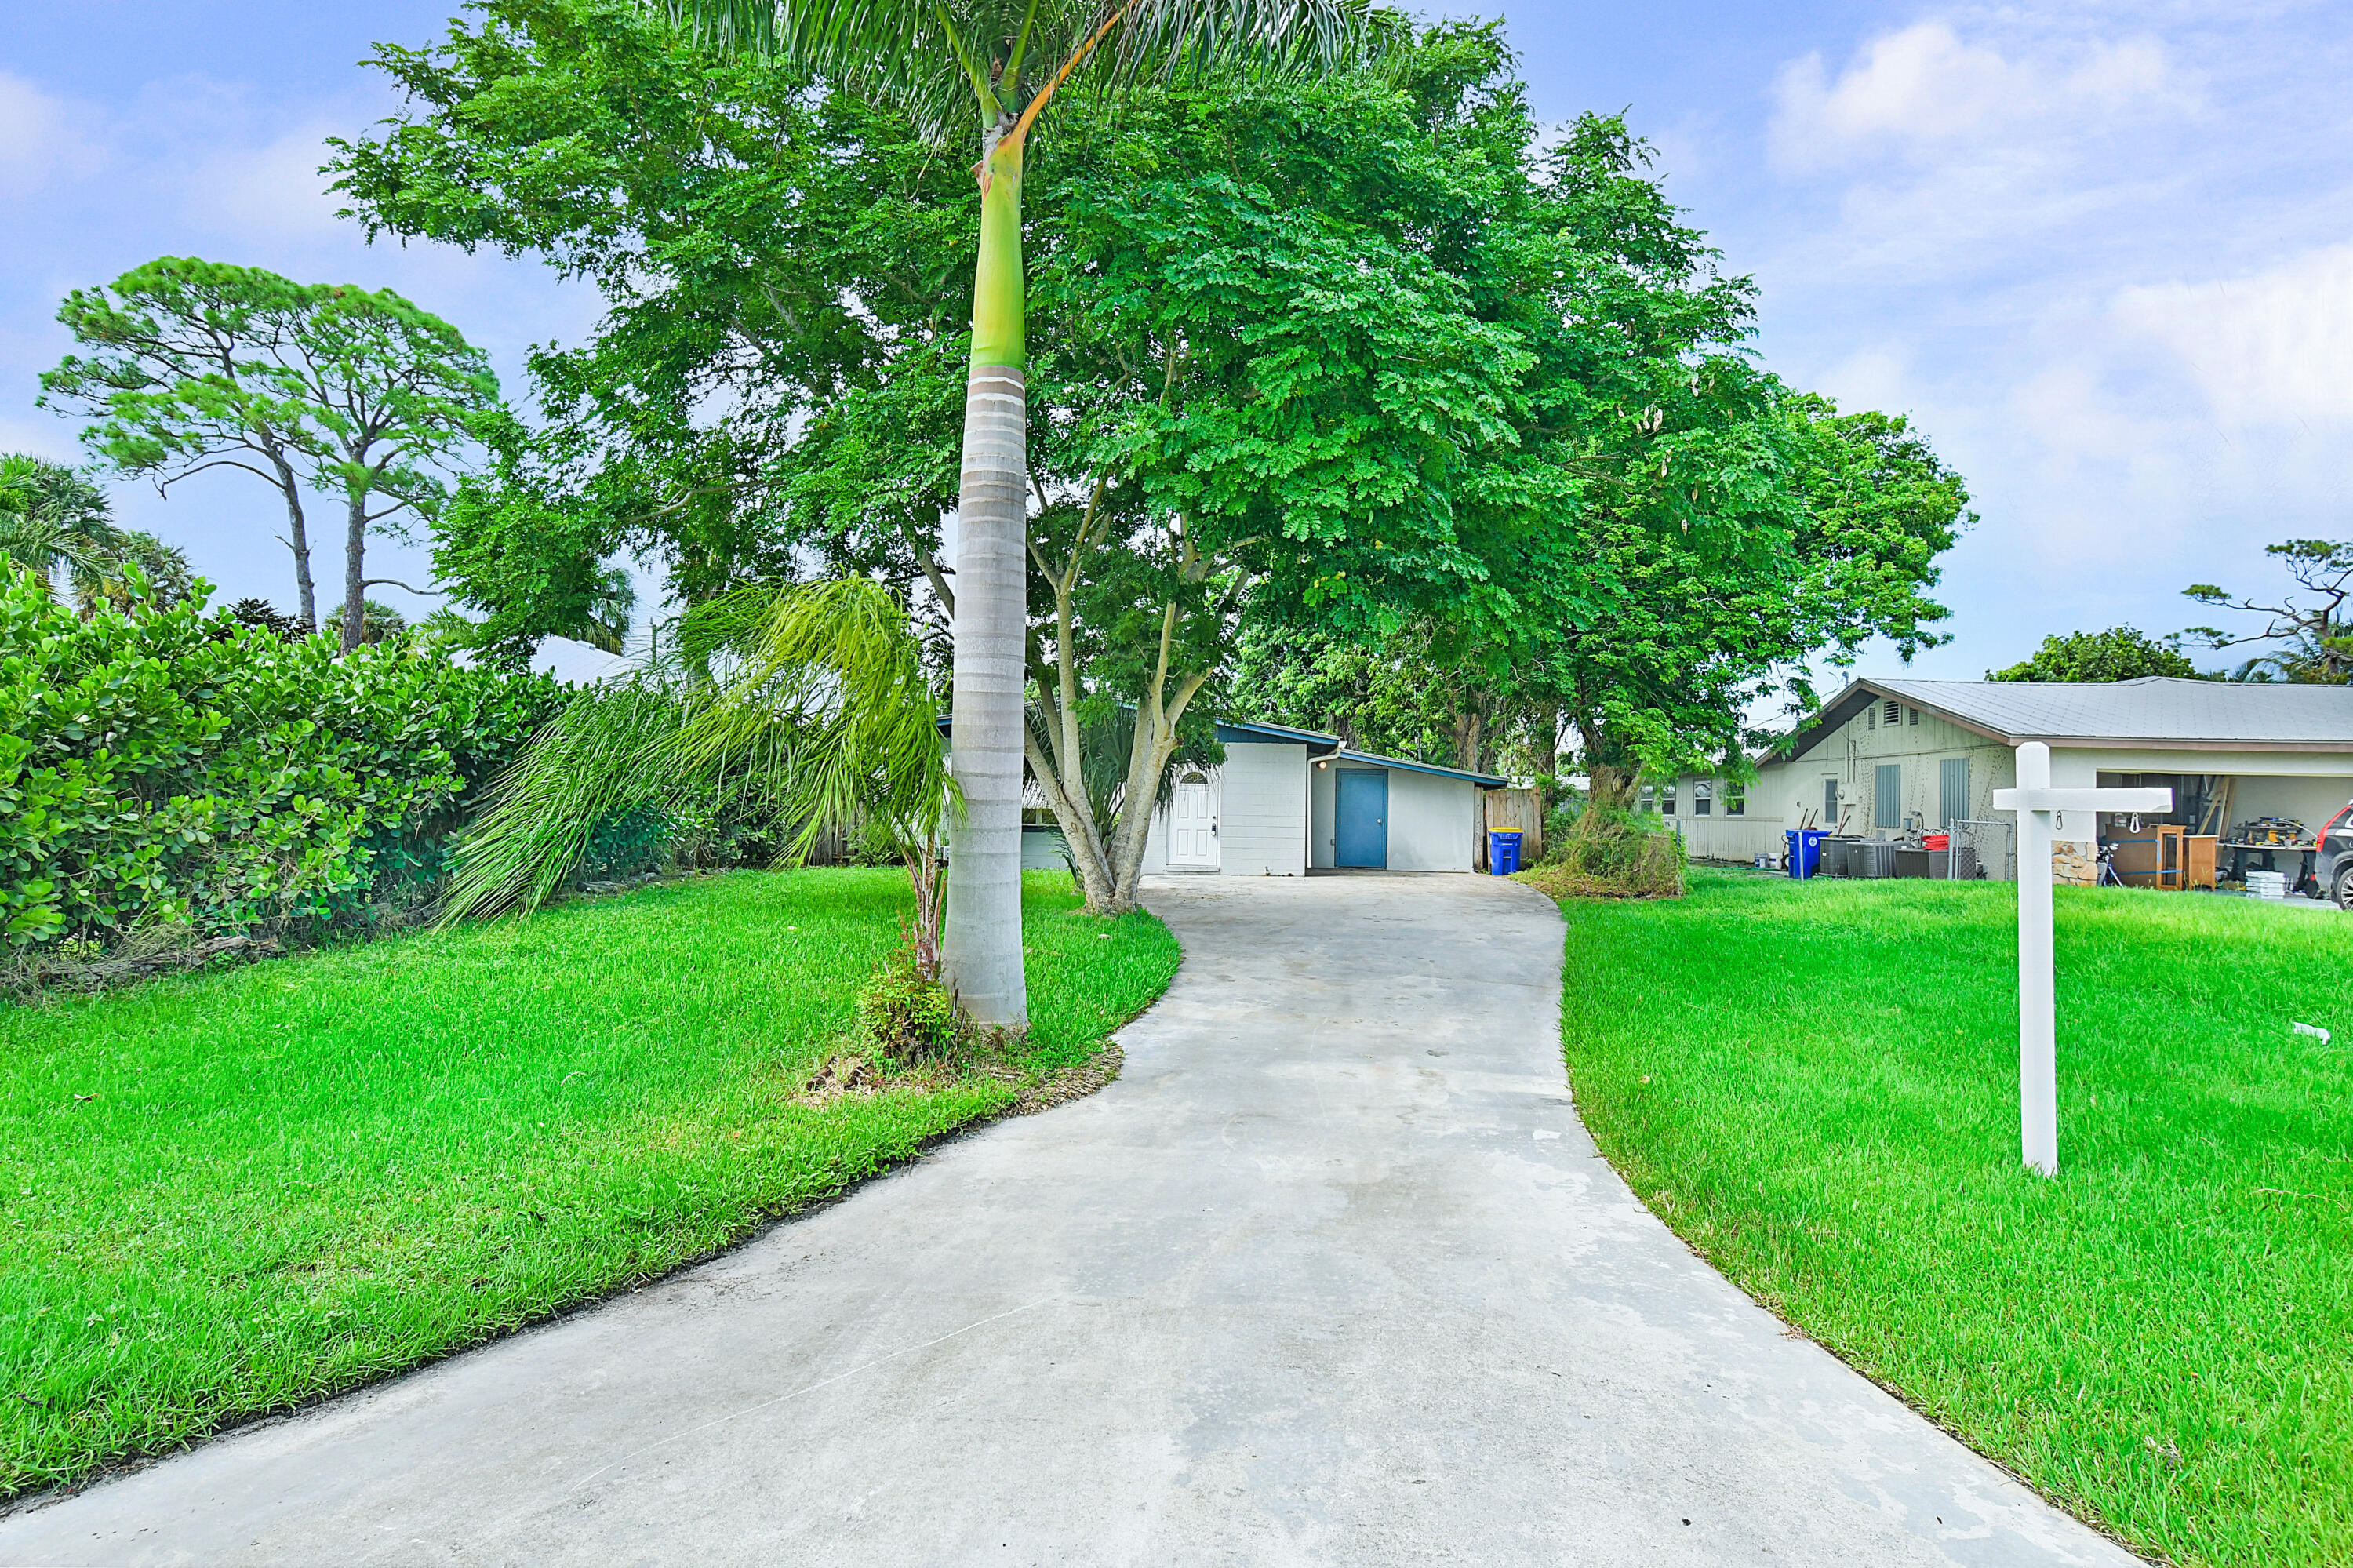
[1770, 22, 2184, 173]
[2111, 241, 2353, 429]
[182, 120, 350, 244]
[0, 72, 106, 198]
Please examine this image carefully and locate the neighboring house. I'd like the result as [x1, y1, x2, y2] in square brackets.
[952, 716, 1507, 876]
[1137, 720, 1508, 875]
[1664, 676, 2353, 880]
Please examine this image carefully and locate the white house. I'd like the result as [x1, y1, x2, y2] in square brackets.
[1136, 719, 1507, 875]
[1665, 676, 2353, 881]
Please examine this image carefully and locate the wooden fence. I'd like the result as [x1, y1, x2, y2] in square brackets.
[1478, 788, 1544, 870]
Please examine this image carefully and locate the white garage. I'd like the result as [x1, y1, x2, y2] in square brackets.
[1139, 719, 1506, 875]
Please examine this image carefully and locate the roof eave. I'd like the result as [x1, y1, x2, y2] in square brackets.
[1333, 748, 1510, 788]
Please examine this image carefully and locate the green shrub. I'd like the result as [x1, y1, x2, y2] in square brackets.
[1519, 791, 1686, 899]
[0, 572, 562, 951]
[854, 941, 966, 1061]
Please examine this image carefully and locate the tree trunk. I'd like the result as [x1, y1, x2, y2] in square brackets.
[272, 453, 318, 635]
[339, 489, 368, 653]
[940, 122, 1029, 1028]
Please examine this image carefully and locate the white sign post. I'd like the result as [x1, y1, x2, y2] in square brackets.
[1990, 742, 2170, 1177]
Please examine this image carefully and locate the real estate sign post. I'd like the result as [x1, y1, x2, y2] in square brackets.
[1991, 742, 2171, 1177]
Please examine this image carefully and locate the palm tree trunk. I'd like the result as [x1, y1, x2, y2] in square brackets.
[940, 123, 1029, 1028]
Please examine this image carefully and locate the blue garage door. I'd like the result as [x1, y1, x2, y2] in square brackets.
[1335, 769, 1388, 868]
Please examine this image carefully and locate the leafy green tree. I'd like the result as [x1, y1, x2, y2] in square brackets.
[1227, 118, 1970, 803]
[432, 433, 638, 661]
[41, 258, 503, 650]
[1233, 621, 1520, 773]
[333, 12, 1963, 919]
[1988, 626, 2199, 682]
[2183, 540, 2353, 682]
[336, 6, 1507, 921]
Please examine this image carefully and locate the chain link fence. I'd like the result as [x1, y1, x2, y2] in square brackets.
[1950, 818, 2015, 882]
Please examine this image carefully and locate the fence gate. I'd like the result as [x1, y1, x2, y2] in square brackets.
[1951, 818, 2016, 882]
[1481, 788, 1544, 870]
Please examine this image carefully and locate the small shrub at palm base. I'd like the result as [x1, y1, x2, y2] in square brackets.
[854, 940, 969, 1063]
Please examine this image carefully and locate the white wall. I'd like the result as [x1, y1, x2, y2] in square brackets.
[1140, 741, 1308, 875]
[1758, 717, 2353, 872]
[1220, 742, 1309, 875]
[1661, 774, 1779, 862]
[1307, 761, 1479, 871]
[1388, 768, 1477, 871]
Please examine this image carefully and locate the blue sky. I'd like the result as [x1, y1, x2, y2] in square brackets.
[5, 1, 2350, 679]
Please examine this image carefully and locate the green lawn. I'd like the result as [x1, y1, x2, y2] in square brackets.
[0, 868, 1178, 1497]
[1555, 869, 2350, 1567]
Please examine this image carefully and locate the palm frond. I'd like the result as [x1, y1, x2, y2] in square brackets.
[437, 678, 689, 922]
[439, 577, 954, 924]
[658, 0, 1365, 147]
[1107, 0, 1362, 91]
[677, 577, 956, 858]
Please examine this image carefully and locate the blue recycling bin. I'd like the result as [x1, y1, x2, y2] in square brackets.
[1487, 830, 1523, 875]
[1784, 828, 1828, 879]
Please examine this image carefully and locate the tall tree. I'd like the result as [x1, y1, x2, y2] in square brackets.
[1989, 626, 2200, 682]
[2183, 540, 2353, 683]
[779, 28, 1530, 911]
[1227, 116, 1971, 799]
[660, 0, 1355, 1022]
[41, 258, 503, 649]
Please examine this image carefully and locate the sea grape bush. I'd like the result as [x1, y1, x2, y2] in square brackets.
[0, 573, 561, 946]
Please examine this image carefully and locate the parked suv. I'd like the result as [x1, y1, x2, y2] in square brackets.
[2326, 802, 2353, 910]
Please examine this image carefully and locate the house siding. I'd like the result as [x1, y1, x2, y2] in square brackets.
[1140, 741, 1307, 875]
[1387, 768, 1477, 871]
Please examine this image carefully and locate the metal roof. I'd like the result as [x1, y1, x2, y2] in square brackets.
[1784, 676, 2353, 759]
[1217, 718, 1341, 749]
[1329, 748, 1510, 788]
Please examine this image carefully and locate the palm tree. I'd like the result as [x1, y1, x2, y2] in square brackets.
[0, 454, 124, 600]
[71, 530, 195, 615]
[441, 577, 958, 961]
[664, 0, 1358, 1025]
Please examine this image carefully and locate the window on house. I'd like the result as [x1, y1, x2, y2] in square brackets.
[1662, 782, 1677, 815]
[1908, 707, 1919, 726]
[1638, 784, 1656, 813]
[1692, 781, 1712, 816]
[1726, 783, 1745, 817]
[1867, 705, 1877, 729]
[1939, 756, 1969, 828]
[1823, 777, 1840, 822]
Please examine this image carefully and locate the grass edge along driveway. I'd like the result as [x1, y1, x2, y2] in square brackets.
[1551, 869, 2349, 1568]
[0, 868, 1180, 1499]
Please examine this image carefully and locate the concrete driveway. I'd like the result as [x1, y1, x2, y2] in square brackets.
[0, 875, 2140, 1566]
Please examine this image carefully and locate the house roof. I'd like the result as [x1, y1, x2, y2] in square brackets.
[1329, 748, 1511, 788]
[939, 712, 1342, 751]
[1217, 718, 1341, 749]
[1782, 676, 2353, 760]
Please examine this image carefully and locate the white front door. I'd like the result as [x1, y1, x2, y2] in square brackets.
[1169, 769, 1219, 870]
